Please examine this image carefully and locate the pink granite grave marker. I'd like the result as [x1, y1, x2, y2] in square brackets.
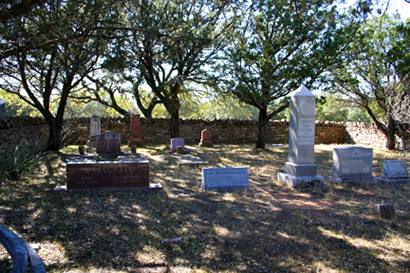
[130, 114, 143, 146]
[199, 129, 213, 147]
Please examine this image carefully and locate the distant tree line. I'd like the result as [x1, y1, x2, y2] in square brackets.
[0, 0, 408, 150]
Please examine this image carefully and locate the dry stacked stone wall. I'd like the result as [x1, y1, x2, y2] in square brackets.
[0, 117, 409, 158]
[345, 122, 410, 150]
[0, 117, 48, 159]
[68, 118, 346, 145]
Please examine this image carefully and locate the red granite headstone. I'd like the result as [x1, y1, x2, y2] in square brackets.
[130, 114, 143, 146]
[199, 129, 213, 147]
[66, 159, 150, 190]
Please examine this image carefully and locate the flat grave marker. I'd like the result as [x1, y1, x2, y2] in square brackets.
[202, 167, 249, 191]
[173, 154, 208, 166]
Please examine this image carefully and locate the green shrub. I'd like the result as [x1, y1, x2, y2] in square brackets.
[0, 145, 42, 182]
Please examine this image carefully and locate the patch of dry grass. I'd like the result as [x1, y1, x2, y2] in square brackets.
[0, 144, 409, 273]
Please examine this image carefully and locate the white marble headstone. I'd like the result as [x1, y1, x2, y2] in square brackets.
[90, 116, 101, 138]
[288, 85, 316, 165]
[277, 85, 325, 189]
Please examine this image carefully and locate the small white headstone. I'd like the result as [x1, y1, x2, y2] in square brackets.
[90, 116, 101, 138]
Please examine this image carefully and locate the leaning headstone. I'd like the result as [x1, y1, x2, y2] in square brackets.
[277, 85, 324, 189]
[375, 160, 409, 183]
[202, 167, 249, 190]
[199, 129, 213, 147]
[96, 131, 121, 155]
[330, 146, 373, 183]
[87, 115, 101, 148]
[130, 114, 143, 147]
[171, 137, 185, 152]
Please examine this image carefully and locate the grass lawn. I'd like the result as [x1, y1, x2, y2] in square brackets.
[0, 144, 409, 273]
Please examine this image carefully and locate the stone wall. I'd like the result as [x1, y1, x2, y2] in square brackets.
[0, 117, 48, 159]
[0, 117, 408, 157]
[344, 122, 410, 150]
[65, 117, 346, 145]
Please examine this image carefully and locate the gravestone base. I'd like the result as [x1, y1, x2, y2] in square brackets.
[55, 183, 162, 191]
[328, 176, 375, 184]
[199, 142, 213, 147]
[374, 176, 410, 184]
[283, 162, 318, 177]
[277, 172, 325, 190]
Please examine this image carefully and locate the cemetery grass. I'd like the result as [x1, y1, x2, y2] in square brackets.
[0, 144, 409, 273]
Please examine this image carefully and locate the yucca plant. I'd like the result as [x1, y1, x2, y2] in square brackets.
[0, 144, 42, 181]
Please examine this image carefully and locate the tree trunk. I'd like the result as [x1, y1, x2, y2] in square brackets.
[165, 102, 180, 138]
[46, 118, 62, 151]
[364, 105, 396, 150]
[385, 114, 396, 150]
[256, 106, 268, 149]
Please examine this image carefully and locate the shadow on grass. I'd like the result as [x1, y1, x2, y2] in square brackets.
[0, 144, 409, 272]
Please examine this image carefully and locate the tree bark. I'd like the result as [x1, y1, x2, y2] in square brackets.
[256, 106, 268, 149]
[46, 118, 62, 151]
[385, 114, 396, 150]
[165, 102, 180, 138]
[364, 105, 397, 150]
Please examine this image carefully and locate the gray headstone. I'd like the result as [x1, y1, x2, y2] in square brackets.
[331, 146, 373, 183]
[171, 137, 185, 151]
[382, 160, 408, 179]
[202, 167, 249, 190]
[277, 85, 324, 189]
[375, 160, 409, 183]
